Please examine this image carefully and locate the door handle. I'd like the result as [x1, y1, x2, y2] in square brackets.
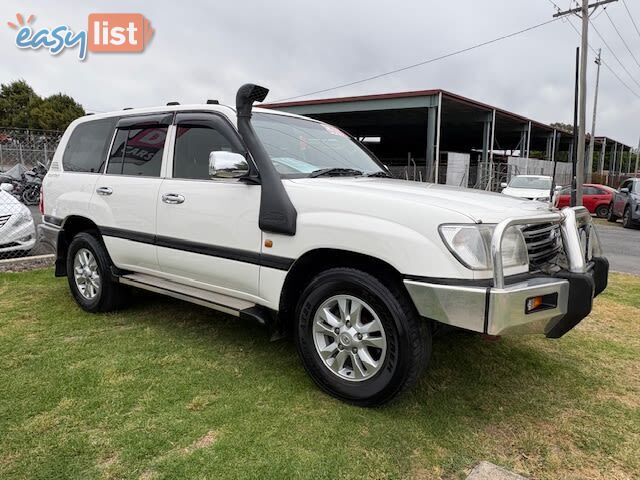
[162, 193, 185, 204]
[96, 186, 113, 196]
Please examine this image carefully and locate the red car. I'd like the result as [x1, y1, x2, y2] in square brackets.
[555, 184, 615, 217]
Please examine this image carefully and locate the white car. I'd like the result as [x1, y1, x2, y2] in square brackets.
[0, 183, 36, 255]
[39, 84, 609, 406]
[501, 175, 553, 202]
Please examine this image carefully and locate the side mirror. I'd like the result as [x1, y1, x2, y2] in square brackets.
[620, 188, 630, 194]
[208, 151, 249, 178]
[500, 182, 508, 189]
[0, 183, 13, 192]
[555, 185, 563, 191]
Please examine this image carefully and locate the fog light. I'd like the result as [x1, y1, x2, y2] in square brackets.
[525, 293, 558, 314]
[526, 296, 543, 313]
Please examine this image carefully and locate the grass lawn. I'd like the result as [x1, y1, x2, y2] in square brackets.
[0, 270, 638, 480]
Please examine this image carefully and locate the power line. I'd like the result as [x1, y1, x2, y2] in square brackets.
[546, 0, 640, 98]
[590, 19, 640, 89]
[603, 8, 640, 69]
[621, 0, 640, 41]
[273, 17, 562, 102]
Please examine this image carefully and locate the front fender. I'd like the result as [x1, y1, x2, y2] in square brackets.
[267, 210, 472, 279]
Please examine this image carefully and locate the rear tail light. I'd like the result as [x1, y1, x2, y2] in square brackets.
[39, 189, 44, 215]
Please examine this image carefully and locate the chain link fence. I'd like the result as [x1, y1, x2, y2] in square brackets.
[0, 128, 62, 261]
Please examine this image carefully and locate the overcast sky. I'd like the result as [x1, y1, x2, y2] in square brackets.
[2, 0, 640, 146]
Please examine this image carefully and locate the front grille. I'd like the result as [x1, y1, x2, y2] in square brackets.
[522, 222, 562, 268]
[0, 214, 10, 228]
[0, 242, 19, 248]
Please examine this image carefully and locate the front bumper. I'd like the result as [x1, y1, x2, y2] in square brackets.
[404, 207, 609, 338]
[0, 220, 37, 253]
[405, 257, 608, 337]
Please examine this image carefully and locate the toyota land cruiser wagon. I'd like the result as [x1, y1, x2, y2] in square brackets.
[40, 84, 609, 406]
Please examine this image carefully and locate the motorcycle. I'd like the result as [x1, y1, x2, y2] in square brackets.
[21, 162, 47, 205]
[0, 162, 48, 206]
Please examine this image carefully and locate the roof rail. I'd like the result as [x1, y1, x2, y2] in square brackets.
[206, 99, 219, 104]
[166, 101, 180, 106]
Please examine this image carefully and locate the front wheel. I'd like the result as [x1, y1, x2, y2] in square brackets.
[295, 268, 430, 407]
[595, 204, 609, 218]
[21, 186, 40, 205]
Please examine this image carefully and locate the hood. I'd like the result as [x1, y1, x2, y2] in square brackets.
[0, 190, 30, 214]
[501, 187, 550, 199]
[287, 177, 556, 223]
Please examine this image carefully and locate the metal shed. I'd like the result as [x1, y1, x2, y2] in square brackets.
[262, 89, 636, 189]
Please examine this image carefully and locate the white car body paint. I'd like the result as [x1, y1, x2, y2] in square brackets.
[0, 190, 37, 253]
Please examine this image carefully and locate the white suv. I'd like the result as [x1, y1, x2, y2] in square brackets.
[40, 84, 609, 406]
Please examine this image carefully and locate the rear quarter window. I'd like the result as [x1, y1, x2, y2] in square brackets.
[62, 118, 117, 173]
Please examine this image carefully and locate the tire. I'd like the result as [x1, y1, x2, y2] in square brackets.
[294, 268, 430, 407]
[622, 207, 634, 229]
[66, 232, 126, 313]
[607, 203, 617, 222]
[595, 204, 609, 219]
[21, 186, 39, 205]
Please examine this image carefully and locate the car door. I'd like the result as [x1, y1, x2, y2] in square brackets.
[156, 112, 262, 299]
[590, 186, 609, 210]
[88, 113, 172, 273]
[614, 180, 632, 216]
[582, 186, 598, 213]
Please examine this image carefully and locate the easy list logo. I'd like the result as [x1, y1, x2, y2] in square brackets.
[8, 13, 154, 61]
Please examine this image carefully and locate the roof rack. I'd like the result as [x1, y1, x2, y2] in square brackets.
[166, 101, 180, 106]
[206, 99, 219, 105]
[123, 107, 133, 110]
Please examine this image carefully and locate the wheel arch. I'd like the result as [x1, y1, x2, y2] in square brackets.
[278, 248, 405, 332]
[54, 215, 102, 276]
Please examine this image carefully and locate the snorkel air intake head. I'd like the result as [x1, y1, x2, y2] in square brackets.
[236, 84, 269, 118]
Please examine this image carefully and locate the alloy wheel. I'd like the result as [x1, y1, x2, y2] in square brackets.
[312, 294, 387, 382]
[73, 248, 101, 299]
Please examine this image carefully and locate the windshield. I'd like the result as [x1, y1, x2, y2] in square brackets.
[252, 112, 385, 177]
[508, 176, 552, 190]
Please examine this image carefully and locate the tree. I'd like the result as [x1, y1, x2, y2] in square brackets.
[30, 94, 85, 131]
[550, 122, 574, 134]
[0, 80, 41, 128]
[0, 80, 85, 131]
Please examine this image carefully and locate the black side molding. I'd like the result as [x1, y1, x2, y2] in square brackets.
[236, 84, 297, 236]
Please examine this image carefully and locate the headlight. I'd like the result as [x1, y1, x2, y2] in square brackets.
[439, 224, 529, 271]
[536, 196, 550, 202]
[13, 211, 33, 227]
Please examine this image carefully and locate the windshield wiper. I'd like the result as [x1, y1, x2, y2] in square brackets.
[366, 170, 391, 178]
[309, 168, 364, 178]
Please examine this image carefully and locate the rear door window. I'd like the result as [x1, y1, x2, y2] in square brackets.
[62, 118, 117, 173]
[106, 125, 168, 177]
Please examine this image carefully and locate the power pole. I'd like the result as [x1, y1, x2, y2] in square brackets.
[587, 49, 602, 183]
[636, 136, 640, 176]
[553, 0, 618, 205]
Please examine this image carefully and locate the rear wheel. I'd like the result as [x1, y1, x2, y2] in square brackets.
[607, 203, 617, 222]
[295, 268, 430, 406]
[66, 232, 126, 312]
[595, 204, 609, 218]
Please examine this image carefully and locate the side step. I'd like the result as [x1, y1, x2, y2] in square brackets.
[119, 273, 254, 317]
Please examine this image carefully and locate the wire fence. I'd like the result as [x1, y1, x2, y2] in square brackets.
[0, 128, 62, 261]
[0, 127, 63, 171]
